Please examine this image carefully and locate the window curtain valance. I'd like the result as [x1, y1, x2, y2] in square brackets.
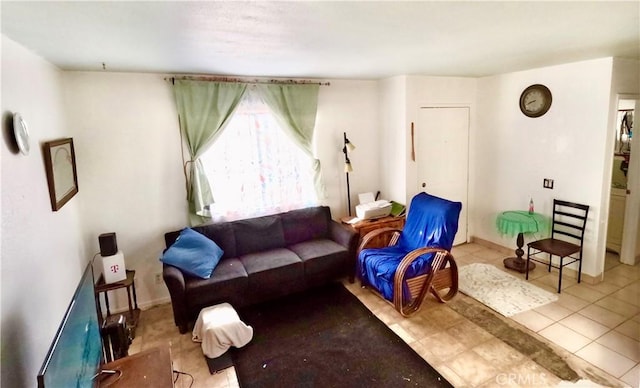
[173, 80, 247, 225]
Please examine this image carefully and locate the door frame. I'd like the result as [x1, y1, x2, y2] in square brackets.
[617, 95, 639, 265]
[601, 94, 639, 272]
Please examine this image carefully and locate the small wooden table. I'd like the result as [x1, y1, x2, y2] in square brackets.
[342, 215, 405, 246]
[95, 270, 141, 337]
[99, 345, 173, 387]
[496, 211, 549, 273]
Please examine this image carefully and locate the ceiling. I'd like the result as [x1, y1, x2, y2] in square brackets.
[2, 1, 639, 80]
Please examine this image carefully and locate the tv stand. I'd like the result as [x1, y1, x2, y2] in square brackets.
[99, 345, 173, 387]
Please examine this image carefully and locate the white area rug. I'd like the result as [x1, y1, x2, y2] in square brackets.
[458, 263, 558, 317]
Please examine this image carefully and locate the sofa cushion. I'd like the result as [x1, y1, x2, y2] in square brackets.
[289, 239, 348, 275]
[281, 206, 330, 246]
[161, 228, 224, 279]
[239, 248, 303, 289]
[233, 215, 285, 256]
[185, 258, 248, 307]
[193, 222, 237, 259]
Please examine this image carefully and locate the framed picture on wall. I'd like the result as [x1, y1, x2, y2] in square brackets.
[43, 138, 78, 211]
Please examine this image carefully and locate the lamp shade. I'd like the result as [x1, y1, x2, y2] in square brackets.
[344, 160, 353, 173]
[345, 141, 355, 152]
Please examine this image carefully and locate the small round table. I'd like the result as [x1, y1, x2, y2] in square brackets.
[496, 211, 549, 273]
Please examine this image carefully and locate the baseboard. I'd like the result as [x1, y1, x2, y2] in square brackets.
[469, 236, 601, 285]
[139, 296, 172, 310]
[580, 272, 600, 285]
[469, 236, 513, 255]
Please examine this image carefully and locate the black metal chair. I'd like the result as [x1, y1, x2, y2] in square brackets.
[526, 200, 589, 293]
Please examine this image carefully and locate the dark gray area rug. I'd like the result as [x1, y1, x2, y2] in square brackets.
[230, 282, 452, 387]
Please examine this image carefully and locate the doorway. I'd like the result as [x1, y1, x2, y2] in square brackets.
[607, 96, 639, 266]
[417, 106, 469, 246]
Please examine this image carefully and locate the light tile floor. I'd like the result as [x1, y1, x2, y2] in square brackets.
[129, 243, 639, 387]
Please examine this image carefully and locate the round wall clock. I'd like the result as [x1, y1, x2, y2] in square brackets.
[519, 84, 552, 118]
[13, 112, 30, 155]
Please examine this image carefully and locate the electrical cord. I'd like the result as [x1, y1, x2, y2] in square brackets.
[92, 251, 101, 264]
[93, 369, 123, 387]
[173, 369, 194, 388]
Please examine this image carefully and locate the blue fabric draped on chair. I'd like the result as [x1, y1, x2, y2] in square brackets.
[357, 192, 462, 316]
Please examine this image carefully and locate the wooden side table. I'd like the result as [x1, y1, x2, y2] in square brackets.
[95, 269, 141, 337]
[99, 345, 173, 387]
[342, 215, 406, 247]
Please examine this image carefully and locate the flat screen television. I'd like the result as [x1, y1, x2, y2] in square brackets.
[37, 261, 103, 388]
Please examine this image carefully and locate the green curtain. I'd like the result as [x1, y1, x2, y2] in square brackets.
[173, 80, 247, 224]
[255, 83, 325, 199]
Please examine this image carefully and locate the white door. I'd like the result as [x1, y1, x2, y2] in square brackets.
[417, 107, 469, 246]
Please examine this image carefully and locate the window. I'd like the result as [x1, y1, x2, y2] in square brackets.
[200, 89, 318, 221]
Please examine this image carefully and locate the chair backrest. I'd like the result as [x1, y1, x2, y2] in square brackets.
[551, 200, 589, 245]
[398, 192, 462, 252]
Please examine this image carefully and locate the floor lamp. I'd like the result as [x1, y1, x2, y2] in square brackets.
[343, 132, 355, 216]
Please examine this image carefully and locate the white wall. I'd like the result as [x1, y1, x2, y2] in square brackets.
[378, 76, 408, 203]
[315, 80, 380, 216]
[473, 58, 615, 278]
[61, 73, 381, 311]
[1, 35, 88, 388]
[62, 72, 186, 308]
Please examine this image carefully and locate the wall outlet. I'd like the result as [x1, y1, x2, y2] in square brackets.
[543, 178, 554, 189]
[155, 273, 163, 285]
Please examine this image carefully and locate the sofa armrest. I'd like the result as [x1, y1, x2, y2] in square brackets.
[162, 264, 189, 333]
[329, 220, 359, 282]
[329, 220, 356, 248]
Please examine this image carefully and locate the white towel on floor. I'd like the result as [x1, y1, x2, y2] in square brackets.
[192, 303, 253, 358]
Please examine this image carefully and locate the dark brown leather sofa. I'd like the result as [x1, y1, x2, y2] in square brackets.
[163, 206, 358, 333]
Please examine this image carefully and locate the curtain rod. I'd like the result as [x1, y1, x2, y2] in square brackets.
[164, 75, 330, 86]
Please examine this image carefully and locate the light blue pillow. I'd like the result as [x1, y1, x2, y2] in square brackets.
[160, 228, 223, 279]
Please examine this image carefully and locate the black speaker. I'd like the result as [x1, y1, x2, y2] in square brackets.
[101, 315, 130, 362]
[99, 233, 118, 257]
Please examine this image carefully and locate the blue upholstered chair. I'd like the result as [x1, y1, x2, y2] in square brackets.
[356, 192, 462, 316]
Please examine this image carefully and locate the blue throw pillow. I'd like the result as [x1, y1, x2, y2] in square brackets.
[160, 228, 223, 279]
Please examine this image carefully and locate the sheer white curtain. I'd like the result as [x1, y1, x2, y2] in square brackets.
[200, 88, 318, 221]
[254, 83, 324, 198]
